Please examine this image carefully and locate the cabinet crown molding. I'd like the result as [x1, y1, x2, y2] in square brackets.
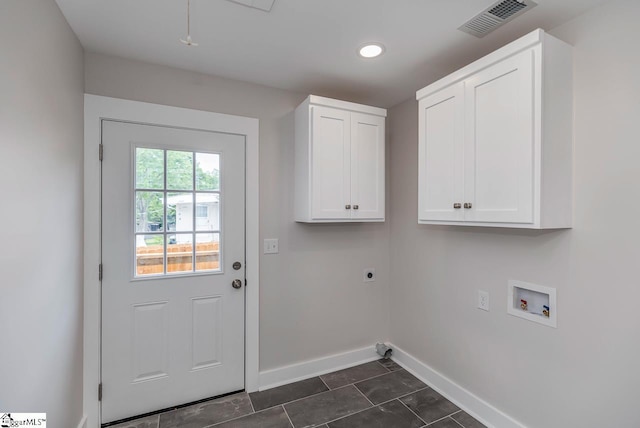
[307, 95, 387, 118]
[416, 29, 550, 100]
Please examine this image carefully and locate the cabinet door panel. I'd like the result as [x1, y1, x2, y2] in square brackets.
[464, 49, 534, 224]
[419, 84, 465, 222]
[311, 106, 351, 219]
[351, 113, 385, 220]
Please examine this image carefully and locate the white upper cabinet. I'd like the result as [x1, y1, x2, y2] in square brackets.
[416, 29, 573, 229]
[295, 95, 386, 223]
[419, 83, 465, 222]
[350, 112, 386, 221]
[310, 106, 352, 220]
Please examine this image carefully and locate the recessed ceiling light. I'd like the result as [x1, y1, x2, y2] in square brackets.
[358, 43, 385, 59]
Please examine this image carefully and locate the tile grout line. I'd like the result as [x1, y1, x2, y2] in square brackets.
[132, 365, 430, 428]
[202, 386, 453, 428]
[375, 359, 393, 372]
[136, 383, 432, 428]
[259, 367, 409, 413]
[436, 410, 463, 427]
[373, 386, 431, 408]
[292, 382, 381, 427]
[333, 366, 407, 390]
[312, 384, 430, 423]
[202, 397, 261, 428]
[450, 413, 466, 428]
[322, 365, 395, 390]
[307, 386, 431, 428]
[247, 392, 256, 414]
[425, 412, 462, 427]
[350, 366, 403, 385]
[397, 397, 429, 426]
[275, 383, 363, 412]
[281, 405, 295, 428]
[318, 376, 331, 391]
[256, 385, 335, 413]
[311, 406, 373, 427]
[352, 383, 376, 407]
[286, 384, 375, 427]
[265, 369, 429, 428]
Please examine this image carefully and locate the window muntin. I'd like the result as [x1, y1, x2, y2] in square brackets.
[134, 148, 221, 277]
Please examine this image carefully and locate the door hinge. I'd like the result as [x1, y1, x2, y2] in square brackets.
[99, 264, 103, 281]
[98, 383, 102, 401]
[99, 143, 104, 161]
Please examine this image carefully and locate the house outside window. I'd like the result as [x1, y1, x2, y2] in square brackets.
[196, 204, 208, 218]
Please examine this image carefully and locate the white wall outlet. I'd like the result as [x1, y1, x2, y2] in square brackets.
[478, 290, 490, 311]
[363, 268, 375, 282]
[263, 238, 279, 254]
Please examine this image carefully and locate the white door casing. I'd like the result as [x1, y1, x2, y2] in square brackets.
[101, 122, 245, 423]
[83, 95, 259, 428]
[464, 49, 535, 224]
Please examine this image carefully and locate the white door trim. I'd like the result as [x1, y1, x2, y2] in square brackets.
[83, 94, 260, 428]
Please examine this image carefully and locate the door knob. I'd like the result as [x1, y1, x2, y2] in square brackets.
[353, 205, 359, 210]
[345, 204, 351, 209]
[453, 203, 462, 209]
[232, 279, 243, 289]
[464, 203, 473, 209]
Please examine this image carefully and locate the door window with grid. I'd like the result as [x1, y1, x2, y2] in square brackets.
[134, 147, 221, 276]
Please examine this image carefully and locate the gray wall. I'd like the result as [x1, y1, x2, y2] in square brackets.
[0, 1, 84, 427]
[387, 1, 640, 426]
[84, 52, 391, 371]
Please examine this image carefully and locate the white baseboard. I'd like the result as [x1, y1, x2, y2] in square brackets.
[259, 346, 380, 391]
[389, 344, 526, 428]
[76, 414, 87, 428]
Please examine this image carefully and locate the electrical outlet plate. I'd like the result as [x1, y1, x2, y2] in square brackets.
[263, 238, 279, 254]
[363, 268, 375, 282]
[478, 290, 490, 311]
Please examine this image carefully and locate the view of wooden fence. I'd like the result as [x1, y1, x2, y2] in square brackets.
[136, 242, 220, 275]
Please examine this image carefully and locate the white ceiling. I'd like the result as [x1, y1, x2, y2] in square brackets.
[55, 0, 608, 107]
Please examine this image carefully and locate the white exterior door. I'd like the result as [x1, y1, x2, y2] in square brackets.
[311, 106, 351, 220]
[418, 83, 465, 222]
[101, 121, 246, 423]
[464, 49, 535, 224]
[350, 112, 385, 220]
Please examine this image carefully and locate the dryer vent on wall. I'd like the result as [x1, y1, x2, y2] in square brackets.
[459, 0, 537, 38]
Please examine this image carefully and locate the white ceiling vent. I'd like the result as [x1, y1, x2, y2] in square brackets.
[226, 0, 275, 12]
[459, 0, 537, 38]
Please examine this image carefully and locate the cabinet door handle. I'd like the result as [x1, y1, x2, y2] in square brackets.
[464, 203, 473, 209]
[353, 205, 359, 210]
[453, 203, 462, 209]
[345, 205, 351, 209]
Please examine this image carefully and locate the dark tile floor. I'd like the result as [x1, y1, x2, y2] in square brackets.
[109, 359, 486, 428]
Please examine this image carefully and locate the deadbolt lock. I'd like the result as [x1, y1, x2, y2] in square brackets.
[233, 261, 242, 270]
